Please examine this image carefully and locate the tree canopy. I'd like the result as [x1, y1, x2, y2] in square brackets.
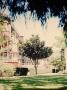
[21, 35, 52, 60]
[0, 0, 67, 25]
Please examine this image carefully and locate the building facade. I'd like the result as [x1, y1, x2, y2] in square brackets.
[0, 16, 23, 67]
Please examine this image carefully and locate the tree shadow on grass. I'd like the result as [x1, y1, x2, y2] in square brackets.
[0, 79, 19, 85]
[12, 83, 24, 90]
[0, 79, 12, 84]
[12, 82, 67, 90]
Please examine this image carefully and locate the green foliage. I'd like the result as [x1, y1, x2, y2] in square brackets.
[0, 0, 67, 25]
[63, 22, 67, 46]
[0, 16, 5, 44]
[64, 33, 67, 46]
[0, 16, 5, 23]
[0, 16, 10, 45]
[51, 58, 65, 71]
[20, 35, 52, 60]
[0, 25, 5, 44]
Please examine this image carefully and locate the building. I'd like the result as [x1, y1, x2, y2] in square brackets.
[0, 16, 23, 67]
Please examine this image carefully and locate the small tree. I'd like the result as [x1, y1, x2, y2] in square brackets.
[51, 58, 65, 72]
[19, 35, 52, 75]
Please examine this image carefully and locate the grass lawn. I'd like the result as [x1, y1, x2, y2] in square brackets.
[0, 75, 67, 90]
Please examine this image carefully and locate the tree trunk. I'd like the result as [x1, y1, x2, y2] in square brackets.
[33, 60, 38, 75]
[64, 47, 67, 71]
[34, 64, 37, 75]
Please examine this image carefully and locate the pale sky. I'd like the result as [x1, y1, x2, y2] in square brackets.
[2, 8, 66, 60]
[13, 15, 65, 49]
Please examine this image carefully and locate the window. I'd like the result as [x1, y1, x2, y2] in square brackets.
[3, 52, 7, 57]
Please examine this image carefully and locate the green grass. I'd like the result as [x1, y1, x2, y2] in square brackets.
[0, 75, 67, 90]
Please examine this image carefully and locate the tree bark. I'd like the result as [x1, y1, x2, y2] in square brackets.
[34, 64, 37, 75]
[64, 47, 67, 71]
[33, 60, 38, 75]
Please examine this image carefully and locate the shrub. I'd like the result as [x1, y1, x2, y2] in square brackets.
[51, 58, 65, 71]
[0, 62, 16, 77]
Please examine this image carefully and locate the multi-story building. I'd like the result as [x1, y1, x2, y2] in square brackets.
[0, 16, 23, 67]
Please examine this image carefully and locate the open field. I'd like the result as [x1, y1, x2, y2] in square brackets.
[0, 75, 67, 90]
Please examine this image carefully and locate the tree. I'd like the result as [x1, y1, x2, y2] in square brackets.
[0, 0, 67, 24]
[63, 23, 67, 71]
[0, 16, 7, 44]
[19, 35, 52, 75]
[51, 57, 65, 72]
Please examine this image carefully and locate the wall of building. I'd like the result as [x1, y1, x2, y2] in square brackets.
[0, 17, 22, 67]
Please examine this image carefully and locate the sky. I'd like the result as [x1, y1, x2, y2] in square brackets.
[3, 7, 65, 49]
[13, 14, 65, 50]
[12, 13, 66, 59]
[3, 8, 65, 58]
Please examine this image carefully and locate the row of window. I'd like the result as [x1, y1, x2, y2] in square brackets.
[0, 40, 11, 50]
[0, 51, 19, 58]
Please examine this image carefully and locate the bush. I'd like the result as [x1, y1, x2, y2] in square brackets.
[51, 58, 65, 71]
[0, 62, 16, 77]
